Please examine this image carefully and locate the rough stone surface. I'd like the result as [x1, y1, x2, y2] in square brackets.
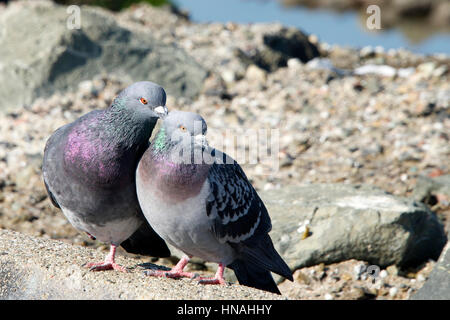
[411, 242, 450, 300]
[247, 27, 320, 72]
[412, 174, 450, 203]
[0, 1, 207, 112]
[259, 184, 447, 270]
[412, 174, 450, 234]
[0, 229, 283, 300]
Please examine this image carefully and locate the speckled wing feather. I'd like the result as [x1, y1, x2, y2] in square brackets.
[206, 160, 271, 245]
[205, 150, 292, 281]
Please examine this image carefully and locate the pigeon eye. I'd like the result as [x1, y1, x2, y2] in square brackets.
[179, 125, 187, 132]
[140, 97, 148, 105]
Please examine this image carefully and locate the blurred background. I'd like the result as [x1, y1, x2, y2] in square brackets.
[0, 0, 448, 300]
[52, 0, 450, 54]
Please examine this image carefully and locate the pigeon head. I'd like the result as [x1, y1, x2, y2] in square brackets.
[162, 111, 207, 138]
[113, 81, 168, 120]
[152, 111, 208, 163]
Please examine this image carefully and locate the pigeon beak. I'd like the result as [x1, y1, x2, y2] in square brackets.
[154, 106, 168, 118]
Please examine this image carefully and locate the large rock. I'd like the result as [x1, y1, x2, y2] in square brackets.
[237, 27, 320, 72]
[411, 242, 450, 300]
[260, 184, 447, 270]
[0, 229, 282, 300]
[0, 1, 207, 112]
[412, 174, 450, 204]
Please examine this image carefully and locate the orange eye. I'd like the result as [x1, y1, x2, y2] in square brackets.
[179, 125, 187, 132]
[140, 97, 148, 105]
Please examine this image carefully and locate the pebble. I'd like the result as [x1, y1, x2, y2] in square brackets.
[397, 67, 415, 78]
[78, 80, 96, 97]
[245, 64, 267, 83]
[416, 62, 436, 77]
[389, 287, 398, 297]
[360, 46, 375, 58]
[294, 270, 312, 285]
[416, 274, 426, 282]
[221, 70, 236, 84]
[386, 265, 399, 276]
[432, 65, 448, 77]
[354, 64, 396, 77]
[287, 58, 302, 69]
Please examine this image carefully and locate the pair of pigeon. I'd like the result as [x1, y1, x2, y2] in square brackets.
[42, 81, 293, 294]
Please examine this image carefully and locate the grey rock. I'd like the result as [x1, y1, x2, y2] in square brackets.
[238, 27, 320, 72]
[201, 73, 228, 98]
[259, 184, 447, 270]
[245, 64, 268, 84]
[0, 229, 283, 300]
[0, 1, 207, 112]
[411, 242, 450, 300]
[412, 174, 450, 204]
[416, 62, 437, 77]
[412, 174, 450, 236]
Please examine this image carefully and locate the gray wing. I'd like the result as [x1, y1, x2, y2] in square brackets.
[206, 159, 271, 245]
[42, 110, 108, 217]
[42, 113, 170, 258]
[206, 156, 291, 280]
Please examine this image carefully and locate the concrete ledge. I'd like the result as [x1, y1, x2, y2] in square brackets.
[0, 229, 283, 300]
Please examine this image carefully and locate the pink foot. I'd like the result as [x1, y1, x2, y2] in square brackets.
[83, 244, 128, 273]
[197, 263, 227, 286]
[143, 255, 198, 280]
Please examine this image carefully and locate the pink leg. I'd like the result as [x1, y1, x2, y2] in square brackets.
[84, 244, 128, 272]
[144, 255, 198, 279]
[197, 263, 227, 285]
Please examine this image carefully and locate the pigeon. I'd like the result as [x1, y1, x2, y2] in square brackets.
[42, 81, 171, 272]
[136, 111, 293, 294]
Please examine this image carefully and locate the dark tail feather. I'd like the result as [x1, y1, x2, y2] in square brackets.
[120, 221, 170, 257]
[241, 234, 293, 282]
[229, 259, 281, 294]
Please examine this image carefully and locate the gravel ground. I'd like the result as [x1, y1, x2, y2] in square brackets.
[0, 3, 448, 300]
[278, 259, 435, 300]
